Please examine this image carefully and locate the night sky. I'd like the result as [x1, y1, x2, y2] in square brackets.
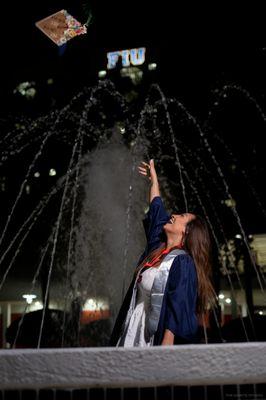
[1, 2, 266, 104]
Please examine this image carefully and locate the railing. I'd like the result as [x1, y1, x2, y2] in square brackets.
[1, 342, 266, 399]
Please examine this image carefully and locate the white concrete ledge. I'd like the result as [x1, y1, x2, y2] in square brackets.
[0, 342, 266, 389]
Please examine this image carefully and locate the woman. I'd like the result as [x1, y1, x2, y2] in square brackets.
[109, 159, 217, 346]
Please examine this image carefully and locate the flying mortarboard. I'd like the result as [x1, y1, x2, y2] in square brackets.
[35, 10, 87, 46]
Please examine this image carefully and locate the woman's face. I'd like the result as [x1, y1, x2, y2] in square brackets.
[163, 213, 196, 236]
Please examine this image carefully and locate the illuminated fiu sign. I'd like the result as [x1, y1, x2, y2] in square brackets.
[107, 47, 146, 69]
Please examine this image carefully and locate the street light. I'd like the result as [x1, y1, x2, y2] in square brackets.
[22, 294, 37, 304]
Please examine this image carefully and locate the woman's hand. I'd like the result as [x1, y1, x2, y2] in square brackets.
[137, 159, 158, 185]
[138, 159, 160, 203]
[161, 329, 175, 345]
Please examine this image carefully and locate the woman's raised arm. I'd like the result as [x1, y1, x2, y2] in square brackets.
[136, 159, 170, 264]
[137, 159, 160, 203]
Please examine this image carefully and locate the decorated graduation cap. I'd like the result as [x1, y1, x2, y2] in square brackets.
[35, 10, 87, 46]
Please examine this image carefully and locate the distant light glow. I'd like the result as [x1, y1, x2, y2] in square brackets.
[14, 81, 36, 99]
[259, 311, 263, 315]
[22, 294, 37, 304]
[84, 298, 97, 311]
[218, 293, 225, 299]
[34, 171, 40, 178]
[148, 63, 157, 71]
[49, 168, 56, 176]
[29, 301, 43, 311]
[120, 67, 143, 85]
[1, 176, 6, 192]
[224, 198, 236, 208]
[83, 298, 108, 311]
[98, 70, 107, 78]
[225, 298, 231, 304]
[235, 234, 242, 239]
[25, 185, 30, 194]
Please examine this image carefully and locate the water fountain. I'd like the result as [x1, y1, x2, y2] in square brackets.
[0, 78, 265, 348]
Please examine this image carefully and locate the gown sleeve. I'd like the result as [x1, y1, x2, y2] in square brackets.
[164, 253, 199, 340]
[137, 196, 170, 265]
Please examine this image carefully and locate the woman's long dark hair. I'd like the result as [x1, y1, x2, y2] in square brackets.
[184, 215, 218, 315]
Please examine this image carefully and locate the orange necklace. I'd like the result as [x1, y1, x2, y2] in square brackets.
[137, 243, 183, 283]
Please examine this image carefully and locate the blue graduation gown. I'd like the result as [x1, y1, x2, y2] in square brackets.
[109, 196, 200, 346]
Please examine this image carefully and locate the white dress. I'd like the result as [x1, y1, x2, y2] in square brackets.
[116, 266, 158, 347]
